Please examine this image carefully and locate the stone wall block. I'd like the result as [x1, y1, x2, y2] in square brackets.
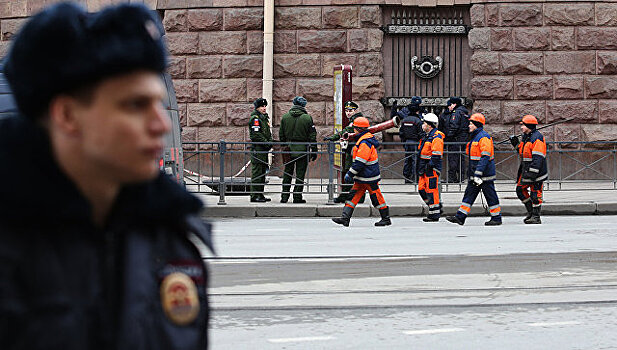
[163, 10, 187, 32]
[553, 124, 582, 148]
[198, 127, 246, 143]
[471, 77, 513, 99]
[168, 57, 187, 79]
[502, 101, 545, 124]
[274, 102, 293, 126]
[544, 3, 594, 26]
[551, 27, 575, 50]
[226, 103, 255, 126]
[199, 79, 246, 103]
[322, 54, 358, 77]
[585, 76, 617, 99]
[247, 31, 264, 54]
[581, 124, 617, 142]
[224, 8, 264, 30]
[357, 53, 383, 77]
[179, 104, 187, 128]
[472, 100, 501, 121]
[545, 52, 595, 74]
[470, 52, 500, 75]
[305, 102, 327, 126]
[182, 127, 197, 147]
[547, 100, 597, 123]
[275, 7, 321, 30]
[187, 57, 222, 79]
[166, 32, 199, 55]
[468, 28, 490, 50]
[297, 78, 335, 102]
[359, 6, 382, 28]
[577, 28, 617, 50]
[515, 77, 553, 100]
[470, 4, 485, 27]
[352, 77, 385, 101]
[223, 55, 263, 78]
[322, 6, 358, 29]
[513, 28, 550, 51]
[173, 80, 199, 103]
[188, 9, 223, 31]
[599, 100, 617, 123]
[354, 100, 384, 123]
[598, 52, 617, 75]
[298, 30, 347, 53]
[274, 31, 297, 53]
[554, 75, 584, 99]
[187, 103, 226, 127]
[597, 3, 617, 26]
[0, 18, 24, 40]
[486, 4, 499, 26]
[490, 28, 512, 51]
[273, 79, 297, 101]
[348, 29, 383, 52]
[246, 79, 262, 102]
[499, 4, 542, 27]
[500, 53, 543, 75]
[274, 54, 321, 78]
[199, 32, 246, 54]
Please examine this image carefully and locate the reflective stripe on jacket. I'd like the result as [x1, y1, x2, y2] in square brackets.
[349, 131, 381, 183]
[417, 128, 444, 173]
[518, 129, 548, 182]
[466, 127, 496, 181]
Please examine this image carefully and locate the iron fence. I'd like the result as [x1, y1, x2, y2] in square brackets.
[182, 141, 617, 204]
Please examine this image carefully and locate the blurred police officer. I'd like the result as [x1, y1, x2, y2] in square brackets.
[510, 115, 547, 224]
[279, 96, 318, 203]
[440, 97, 470, 183]
[324, 101, 368, 203]
[249, 98, 273, 202]
[396, 96, 425, 183]
[0, 3, 212, 349]
[446, 113, 502, 226]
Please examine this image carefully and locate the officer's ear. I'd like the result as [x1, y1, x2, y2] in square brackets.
[48, 95, 82, 136]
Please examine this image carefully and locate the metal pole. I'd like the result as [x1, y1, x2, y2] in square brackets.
[327, 141, 335, 204]
[218, 140, 227, 205]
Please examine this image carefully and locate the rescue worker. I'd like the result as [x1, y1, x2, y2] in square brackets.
[0, 3, 212, 348]
[446, 113, 502, 226]
[396, 96, 425, 183]
[332, 117, 391, 227]
[440, 97, 470, 183]
[249, 97, 273, 202]
[417, 113, 445, 222]
[509, 115, 547, 224]
[323, 101, 367, 203]
[279, 96, 318, 203]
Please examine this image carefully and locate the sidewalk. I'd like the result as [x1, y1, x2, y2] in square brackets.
[197, 179, 617, 218]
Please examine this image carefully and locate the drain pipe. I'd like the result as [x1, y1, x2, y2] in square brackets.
[263, 0, 274, 166]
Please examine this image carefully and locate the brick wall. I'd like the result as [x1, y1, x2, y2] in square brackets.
[469, 2, 617, 145]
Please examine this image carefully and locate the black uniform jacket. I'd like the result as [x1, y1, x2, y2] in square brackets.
[0, 116, 213, 350]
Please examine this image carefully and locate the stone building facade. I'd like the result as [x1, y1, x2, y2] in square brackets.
[1, 0, 617, 147]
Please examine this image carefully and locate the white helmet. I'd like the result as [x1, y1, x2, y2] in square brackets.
[423, 112, 438, 126]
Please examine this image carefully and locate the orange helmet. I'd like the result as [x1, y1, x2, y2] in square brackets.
[353, 117, 370, 128]
[521, 115, 538, 125]
[469, 113, 485, 125]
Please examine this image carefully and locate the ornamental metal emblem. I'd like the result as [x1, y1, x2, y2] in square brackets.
[411, 56, 443, 79]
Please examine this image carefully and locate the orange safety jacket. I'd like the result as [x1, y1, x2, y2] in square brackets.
[417, 128, 444, 174]
[466, 127, 496, 181]
[349, 131, 381, 183]
[518, 129, 548, 183]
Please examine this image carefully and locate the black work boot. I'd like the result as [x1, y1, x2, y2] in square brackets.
[375, 208, 392, 226]
[332, 206, 354, 227]
[485, 217, 502, 226]
[524, 201, 533, 221]
[525, 206, 542, 224]
[446, 215, 465, 225]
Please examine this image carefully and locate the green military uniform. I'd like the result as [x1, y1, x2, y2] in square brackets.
[249, 109, 273, 200]
[326, 111, 368, 202]
[279, 104, 317, 202]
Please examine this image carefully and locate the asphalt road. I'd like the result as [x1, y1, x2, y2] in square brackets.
[206, 216, 617, 349]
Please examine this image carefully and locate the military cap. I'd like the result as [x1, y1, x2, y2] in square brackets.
[447, 97, 462, 107]
[410, 96, 422, 106]
[344, 101, 359, 110]
[4, 2, 168, 119]
[253, 98, 267, 108]
[293, 96, 307, 107]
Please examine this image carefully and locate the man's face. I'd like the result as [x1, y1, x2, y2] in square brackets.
[469, 122, 477, 133]
[71, 71, 170, 183]
[521, 124, 531, 134]
[448, 103, 456, 112]
[422, 122, 430, 133]
[257, 105, 267, 114]
[345, 108, 355, 118]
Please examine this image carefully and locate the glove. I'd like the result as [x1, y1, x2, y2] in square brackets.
[472, 176, 483, 186]
[417, 165, 426, 176]
[509, 135, 519, 148]
[344, 172, 353, 184]
[390, 100, 398, 117]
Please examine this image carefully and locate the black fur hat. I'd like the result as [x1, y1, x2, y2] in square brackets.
[447, 97, 462, 107]
[4, 2, 168, 119]
[253, 98, 267, 108]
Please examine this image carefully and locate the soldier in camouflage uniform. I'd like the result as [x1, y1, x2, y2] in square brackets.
[324, 101, 368, 203]
[249, 98, 273, 202]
